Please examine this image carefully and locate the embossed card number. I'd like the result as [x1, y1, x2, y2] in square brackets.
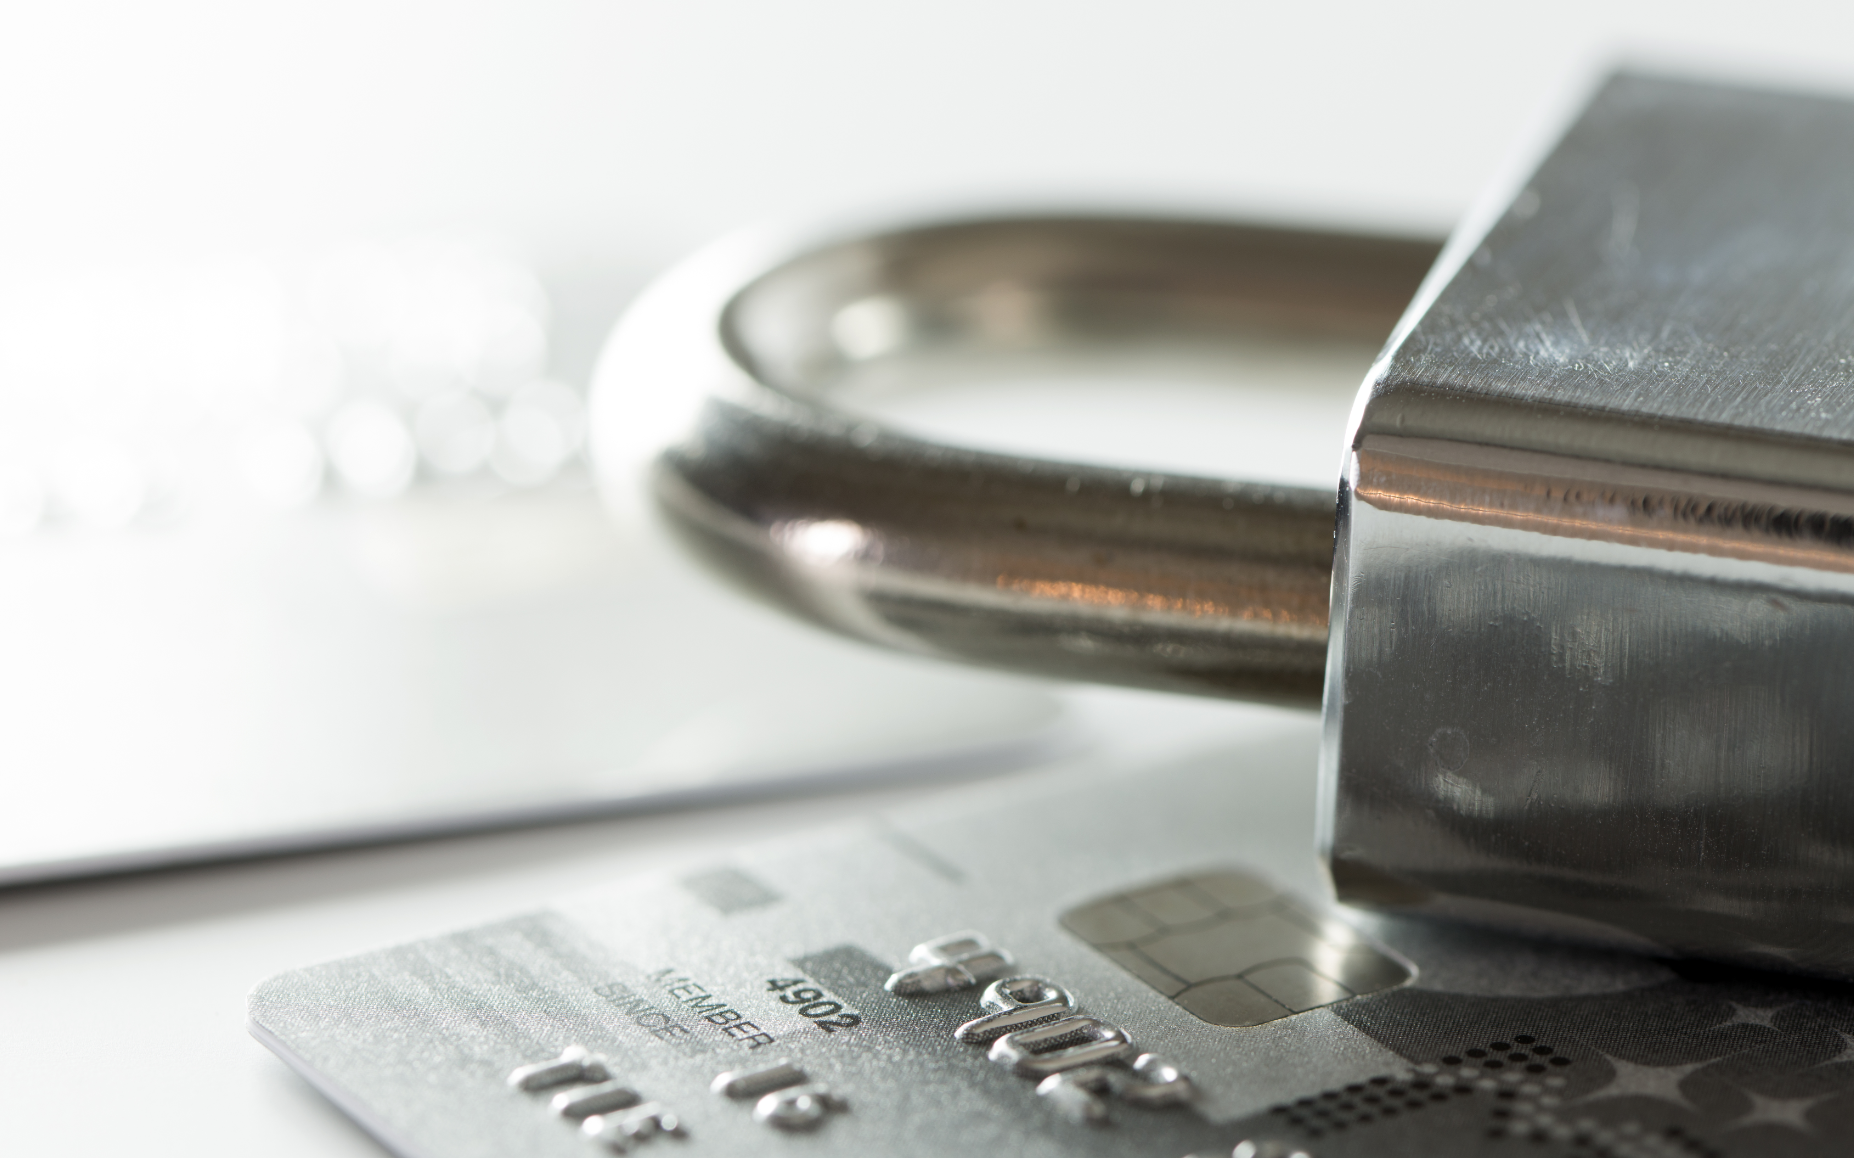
[767, 977, 863, 1033]
[883, 930, 1197, 1128]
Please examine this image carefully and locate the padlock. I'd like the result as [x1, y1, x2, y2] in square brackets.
[592, 73, 1854, 979]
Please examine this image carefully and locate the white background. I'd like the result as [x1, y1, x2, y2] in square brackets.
[6, 1, 1854, 271]
[6, 3, 1854, 1155]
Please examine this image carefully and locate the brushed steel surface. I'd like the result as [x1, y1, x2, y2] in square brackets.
[593, 217, 1436, 706]
[1327, 73, 1854, 977]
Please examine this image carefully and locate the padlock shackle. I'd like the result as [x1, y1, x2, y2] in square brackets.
[592, 215, 1437, 708]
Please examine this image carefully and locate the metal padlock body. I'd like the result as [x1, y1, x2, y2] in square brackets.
[591, 74, 1854, 978]
[1327, 74, 1854, 975]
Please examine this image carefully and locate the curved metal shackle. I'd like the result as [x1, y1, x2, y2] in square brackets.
[590, 216, 1439, 707]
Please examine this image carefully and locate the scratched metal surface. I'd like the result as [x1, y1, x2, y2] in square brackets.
[1328, 74, 1854, 977]
[1367, 72, 1854, 483]
[253, 721, 1854, 1156]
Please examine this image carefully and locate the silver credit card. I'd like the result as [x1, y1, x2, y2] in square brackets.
[251, 725, 1854, 1156]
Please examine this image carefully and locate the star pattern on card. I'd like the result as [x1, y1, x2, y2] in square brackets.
[1579, 1053, 1716, 1111]
[1717, 1002, 1787, 1031]
[1821, 1030, 1854, 1066]
[1728, 1089, 1833, 1134]
[1792, 1028, 1854, 1076]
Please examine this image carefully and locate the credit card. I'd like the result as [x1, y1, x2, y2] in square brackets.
[251, 724, 1854, 1157]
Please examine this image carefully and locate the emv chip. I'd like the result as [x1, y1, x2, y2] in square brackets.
[1060, 869, 1411, 1027]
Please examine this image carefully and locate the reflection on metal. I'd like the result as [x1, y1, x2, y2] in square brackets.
[1030, 1052, 1199, 1125]
[551, 1080, 643, 1118]
[710, 1062, 808, 1100]
[751, 1085, 848, 1131]
[883, 930, 1015, 995]
[1060, 870, 1410, 1026]
[1352, 436, 1854, 573]
[988, 1016, 1135, 1079]
[953, 977, 1077, 1044]
[581, 1101, 684, 1148]
[507, 1045, 610, 1091]
[1119, 1054, 1197, 1108]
